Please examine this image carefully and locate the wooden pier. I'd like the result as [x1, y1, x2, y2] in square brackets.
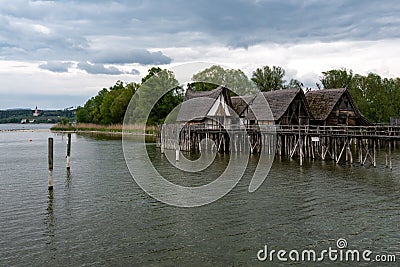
[158, 124, 400, 168]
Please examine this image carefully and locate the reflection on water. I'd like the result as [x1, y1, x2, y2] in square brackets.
[45, 190, 55, 241]
[0, 128, 399, 266]
[45, 189, 57, 263]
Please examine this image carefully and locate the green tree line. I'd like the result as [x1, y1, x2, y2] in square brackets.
[76, 65, 400, 125]
[76, 80, 139, 125]
[76, 67, 184, 125]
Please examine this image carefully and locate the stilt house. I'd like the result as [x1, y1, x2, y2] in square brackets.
[176, 85, 233, 129]
[306, 88, 372, 126]
[231, 88, 313, 126]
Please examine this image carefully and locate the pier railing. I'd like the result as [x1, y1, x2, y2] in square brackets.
[278, 125, 400, 139]
[183, 124, 400, 139]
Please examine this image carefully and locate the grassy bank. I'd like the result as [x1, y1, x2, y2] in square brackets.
[50, 123, 158, 135]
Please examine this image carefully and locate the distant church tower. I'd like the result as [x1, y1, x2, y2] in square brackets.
[33, 106, 40, 117]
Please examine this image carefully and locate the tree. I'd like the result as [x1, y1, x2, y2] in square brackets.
[87, 88, 108, 124]
[286, 79, 304, 89]
[134, 67, 183, 125]
[319, 68, 353, 89]
[76, 81, 139, 124]
[191, 65, 254, 95]
[141, 67, 163, 84]
[110, 83, 139, 123]
[251, 66, 286, 91]
[76, 106, 89, 123]
[76, 69, 182, 126]
[191, 65, 226, 91]
[225, 68, 255, 95]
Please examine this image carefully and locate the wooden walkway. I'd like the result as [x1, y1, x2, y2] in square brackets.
[158, 124, 400, 168]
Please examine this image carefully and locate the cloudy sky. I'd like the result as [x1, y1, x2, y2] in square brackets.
[1, 0, 399, 109]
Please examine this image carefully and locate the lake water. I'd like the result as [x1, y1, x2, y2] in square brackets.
[0, 124, 399, 266]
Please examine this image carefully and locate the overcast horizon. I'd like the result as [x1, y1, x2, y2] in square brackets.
[1, 0, 400, 109]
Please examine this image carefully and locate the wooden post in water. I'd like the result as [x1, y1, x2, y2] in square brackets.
[373, 139, 377, 168]
[321, 138, 325, 160]
[347, 139, 353, 164]
[299, 135, 303, 166]
[160, 126, 165, 154]
[175, 124, 180, 161]
[48, 138, 54, 190]
[389, 140, 392, 170]
[360, 139, 364, 166]
[66, 133, 71, 174]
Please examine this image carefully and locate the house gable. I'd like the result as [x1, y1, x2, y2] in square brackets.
[207, 94, 231, 117]
[176, 85, 233, 123]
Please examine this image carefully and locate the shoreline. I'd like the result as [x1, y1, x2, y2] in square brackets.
[0, 129, 51, 133]
[51, 129, 157, 136]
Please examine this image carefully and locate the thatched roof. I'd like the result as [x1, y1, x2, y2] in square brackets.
[305, 88, 347, 121]
[239, 88, 305, 121]
[177, 85, 231, 122]
[306, 88, 373, 125]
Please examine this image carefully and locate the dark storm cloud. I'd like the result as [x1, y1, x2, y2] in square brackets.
[39, 61, 72, 73]
[76, 61, 140, 75]
[77, 62, 125, 75]
[91, 49, 172, 65]
[129, 69, 140, 75]
[0, 0, 399, 62]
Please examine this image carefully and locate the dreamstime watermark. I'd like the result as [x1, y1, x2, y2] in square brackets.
[257, 238, 397, 263]
[122, 62, 275, 207]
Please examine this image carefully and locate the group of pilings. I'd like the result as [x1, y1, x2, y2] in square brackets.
[159, 124, 277, 155]
[47, 133, 72, 190]
[158, 124, 398, 169]
[275, 134, 396, 169]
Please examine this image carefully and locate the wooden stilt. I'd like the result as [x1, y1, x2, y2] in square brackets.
[299, 135, 303, 166]
[336, 139, 347, 164]
[389, 140, 392, 170]
[373, 139, 377, 168]
[347, 138, 353, 164]
[66, 133, 71, 176]
[48, 138, 54, 190]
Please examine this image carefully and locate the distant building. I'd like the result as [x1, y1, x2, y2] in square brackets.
[33, 106, 40, 117]
[390, 117, 400, 125]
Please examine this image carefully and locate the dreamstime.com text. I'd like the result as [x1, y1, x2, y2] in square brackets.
[257, 238, 397, 263]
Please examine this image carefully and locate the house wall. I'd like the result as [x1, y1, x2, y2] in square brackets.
[204, 117, 231, 129]
[182, 90, 233, 129]
[325, 93, 357, 126]
[241, 92, 311, 126]
[278, 94, 310, 126]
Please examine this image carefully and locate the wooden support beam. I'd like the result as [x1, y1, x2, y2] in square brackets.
[373, 139, 377, 168]
[389, 140, 392, 170]
[336, 139, 348, 164]
[347, 138, 353, 164]
[299, 135, 303, 166]
[290, 138, 299, 158]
